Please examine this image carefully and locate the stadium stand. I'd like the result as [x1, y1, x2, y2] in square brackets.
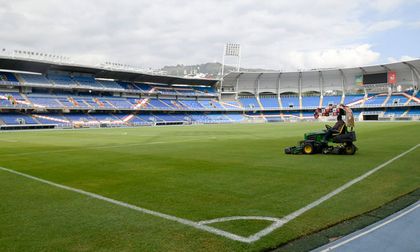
[0, 71, 19, 85]
[47, 74, 77, 86]
[281, 96, 299, 109]
[0, 113, 38, 125]
[364, 94, 388, 106]
[322, 95, 342, 106]
[19, 73, 52, 86]
[301, 96, 320, 108]
[0, 57, 418, 129]
[239, 96, 260, 109]
[259, 96, 280, 109]
[343, 94, 365, 106]
[100, 80, 125, 90]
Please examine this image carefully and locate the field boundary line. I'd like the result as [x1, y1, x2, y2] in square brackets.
[0, 144, 418, 243]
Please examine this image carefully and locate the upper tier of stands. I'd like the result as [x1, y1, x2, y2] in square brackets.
[301, 96, 320, 108]
[280, 96, 299, 109]
[239, 97, 260, 109]
[259, 96, 279, 109]
[0, 71, 217, 97]
[0, 90, 418, 112]
[0, 91, 230, 111]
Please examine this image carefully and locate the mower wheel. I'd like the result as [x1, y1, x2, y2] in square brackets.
[302, 143, 314, 154]
[345, 143, 356, 155]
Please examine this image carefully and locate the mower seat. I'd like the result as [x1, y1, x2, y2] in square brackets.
[332, 130, 356, 143]
[331, 124, 347, 136]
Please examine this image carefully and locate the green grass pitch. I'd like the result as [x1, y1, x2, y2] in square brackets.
[0, 122, 419, 251]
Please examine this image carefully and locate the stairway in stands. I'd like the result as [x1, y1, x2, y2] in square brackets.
[256, 96, 264, 109]
[401, 108, 410, 117]
[133, 98, 149, 109]
[68, 97, 79, 106]
[402, 91, 420, 104]
[93, 98, 105, 107]
[218, 100, 243, 109]
[32, 114, 70, 124]
[346, 95, 368, 107]
[382, 93, 392, 106]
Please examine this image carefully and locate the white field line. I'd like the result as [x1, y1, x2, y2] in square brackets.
[0, 138, 215, 158]
[0, 165, 252, 243]
[319, 201, 420, 252]
[0, 139, 18, 142]
[198, 216, 281, 225]
[245, 143, 420, 242]
[0, 144, 418, 243]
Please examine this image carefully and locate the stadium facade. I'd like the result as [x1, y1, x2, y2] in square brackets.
[0, 56, 419, 130]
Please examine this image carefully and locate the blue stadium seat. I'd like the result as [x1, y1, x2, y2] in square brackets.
[239, 97, 260, 109]
[19, 73, 52, 86]
[343, 94, 364, 105]
[387, 94, 408, 105]
[0, 72, 20, 85]
[322, 96, 342, 106]
[0, 113, 38, 125]
[364, 94, 388, 106]
[281, 96, 299, 108]
[301, 96, 320, 108]
[259, 96, 279, 109]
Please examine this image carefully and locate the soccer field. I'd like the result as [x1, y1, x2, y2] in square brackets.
[0, 122, 419, 251]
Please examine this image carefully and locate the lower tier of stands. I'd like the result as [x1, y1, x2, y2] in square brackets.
[0, 112, 248, 127]
[0, 107, 418, 129]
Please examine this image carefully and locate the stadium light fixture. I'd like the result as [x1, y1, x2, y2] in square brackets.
[11, 49, 71, 64]
[100, 60, 146, 73]
[220, 43, 241, 94]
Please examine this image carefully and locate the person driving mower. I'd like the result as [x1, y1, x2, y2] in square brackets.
[284, 104, 357, 155]
[322, 115, 345, 143]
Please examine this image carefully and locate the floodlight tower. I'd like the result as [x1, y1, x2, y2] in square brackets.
[220, 43, 241, 93]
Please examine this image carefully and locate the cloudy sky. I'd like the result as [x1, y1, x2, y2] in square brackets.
[0, 0, 419, 70]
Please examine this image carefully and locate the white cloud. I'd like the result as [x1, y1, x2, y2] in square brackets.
[287, 44, 380, 70]
[409, 21, 420, 28]
[367, 0, 407, 12]
[366, 20, 402, 33]
[0, 0, 414, 70]
[387, 55, 417, 63]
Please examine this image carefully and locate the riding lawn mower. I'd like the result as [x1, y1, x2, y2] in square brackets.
[285, 105, 358, 155]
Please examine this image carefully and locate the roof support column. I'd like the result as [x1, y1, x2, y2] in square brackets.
[255, 73, 263, 109]
[298, 72, 302, 109]
[403, 62, 420, 90]
[359, 67, 368, 98]
[276, 73, 282, 96]
[255, 73, 263, 96]
[235, 73, 243, 100]
[319, 71, 324, 107]
[339, 69, 346, 96]
[276, 73, 282, 109]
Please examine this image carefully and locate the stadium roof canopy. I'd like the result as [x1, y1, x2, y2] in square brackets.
[0, 56, 218, 86]
[221, 59, 420, 94]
